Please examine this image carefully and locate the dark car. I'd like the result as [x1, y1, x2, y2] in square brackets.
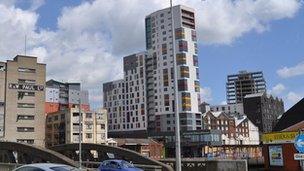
[98, 159, 143, 171]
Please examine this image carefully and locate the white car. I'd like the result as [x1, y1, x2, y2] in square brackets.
[13, 163, 80, 171]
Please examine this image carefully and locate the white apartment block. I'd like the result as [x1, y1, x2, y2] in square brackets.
[103, 5, 202, 137]
[45, 107, 109, 147]
[103, 52, 147, 137]
[145, 5, 201, 132]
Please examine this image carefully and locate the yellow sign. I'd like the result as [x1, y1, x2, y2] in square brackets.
[262, 131, 298, 144]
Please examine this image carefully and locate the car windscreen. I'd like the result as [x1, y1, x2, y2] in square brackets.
[121, 161, 135, 168]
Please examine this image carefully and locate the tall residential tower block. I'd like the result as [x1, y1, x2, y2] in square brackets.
[103, 5, 202, 137]
[226, 71, 266, 104]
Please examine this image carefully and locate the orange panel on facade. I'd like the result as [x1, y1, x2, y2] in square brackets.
[45, 102, 60, 114]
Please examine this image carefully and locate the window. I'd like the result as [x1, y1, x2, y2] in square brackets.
[176, 53, 187, 65]
[17, 103, 35, 108]
[196, 68, 199, 79]
[18, 79, 36, 84]
[191, 30, 197, 41]
[194, 81, 200, 92]
[16, 139, 34, 144]
[181, 92, 191, 111]
[164, 94, 170, 106]
[18, 67, 36, 73]
[180, 66, 189, 78]
[175, 28, 185, 39]
[194, 43, 198, 54]
[17, 115, 34, 121]
[178, 79, 188, 91]
[162, 43, 167, 55]
[17, 127, 34, 132]
[86, 124, 93, 130]
[178, 40, 188, 52]
[193, 55, 198, 66]
[86, 133, 92, 138]
[86, 113, 92, 118]
[163, 69, 169, 86]
[18, 91, 35, 100]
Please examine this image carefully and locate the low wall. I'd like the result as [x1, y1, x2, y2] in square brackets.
[160, 159, 248, 171]
[0, 163, 22, 171]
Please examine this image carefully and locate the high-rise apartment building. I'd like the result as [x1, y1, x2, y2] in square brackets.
[103, 52, 147, 137]
[0, 55, 46, 146]
[45, 107, 108, 147]
[103, 5, 202, 137]
[45, 79, 90, 114]
[243, 92, 284, 133]
[145, 5, 201, 132]
[226, 71, 266, 104]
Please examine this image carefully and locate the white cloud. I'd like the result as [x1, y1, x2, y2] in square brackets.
[200, 87, 213, 102]
[220, 101, 227, 105]
[0, 0, 302, 107]
[183, 0, 302, 44]
[277, 61, 304, 78]
[269, 83, 286, 95]
[287, 91, 303, 104]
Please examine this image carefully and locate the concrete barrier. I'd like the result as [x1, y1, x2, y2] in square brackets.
[160, 158, 248, 171]
[0, 163, 22, 171]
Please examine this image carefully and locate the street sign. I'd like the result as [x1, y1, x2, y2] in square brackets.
[294, 153, 304, 160]
[294, 134, 304, 153]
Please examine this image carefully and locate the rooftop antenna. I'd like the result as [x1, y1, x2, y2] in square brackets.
[24, 35, 27, 56]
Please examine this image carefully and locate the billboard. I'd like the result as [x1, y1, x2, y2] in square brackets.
[268, 145, 284, 166]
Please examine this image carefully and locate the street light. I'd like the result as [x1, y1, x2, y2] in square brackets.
[170, 0, 182, 170]
[78, 84, 82, 169]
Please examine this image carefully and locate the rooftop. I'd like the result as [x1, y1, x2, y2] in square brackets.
[273, 98, 304, 131]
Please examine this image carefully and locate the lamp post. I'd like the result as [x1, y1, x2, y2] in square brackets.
[170, 0, 182, 170]
[78, 86, 82, 169]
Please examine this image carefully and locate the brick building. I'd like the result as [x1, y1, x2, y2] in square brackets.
[202, 111, 261, 158]
[115, 138, 164, 160]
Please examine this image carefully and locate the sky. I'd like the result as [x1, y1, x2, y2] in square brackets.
[0, 0, 303, 110]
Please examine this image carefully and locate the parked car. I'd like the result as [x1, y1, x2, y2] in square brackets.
[13, 163, 80, 171]
[98, 160, 143, 171]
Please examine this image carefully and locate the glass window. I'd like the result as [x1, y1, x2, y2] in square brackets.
[162, 43, 167, 55]
[180, 66, 189, 78]
[163, 69, 169, 86]
[191, 30, 197, 41]
[178, 79, 188, 91]
[176, 53, 186, 65]
[18, 67, 36, 73]
[17, 127, 34, 132]
[181, 92, 191, 111]
[17, 103, 35, 108]
[193, 55, 198, 66]
[194, 81, 200, 92]
[164, 94, 170, 106]
[175, 28, 185, 39]
[178, 40, 188, 52]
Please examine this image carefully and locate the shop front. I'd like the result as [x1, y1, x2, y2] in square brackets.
[262, 131, 300, 171]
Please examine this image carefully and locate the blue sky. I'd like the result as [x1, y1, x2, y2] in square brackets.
[200, 8, 304, 108]
[1, 0, 303, 110]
